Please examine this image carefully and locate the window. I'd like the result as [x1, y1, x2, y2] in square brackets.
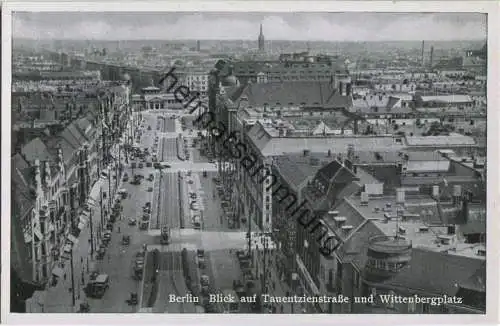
[408, 301, 416, 313]
[387, 290, 395, 309]
[422, 303, 430, 313]
[353, 270, 360, 289]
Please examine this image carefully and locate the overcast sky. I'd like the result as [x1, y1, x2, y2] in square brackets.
[13, 12, 487, 41]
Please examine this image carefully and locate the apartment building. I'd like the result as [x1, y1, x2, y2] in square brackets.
[11, 83, 130, 286]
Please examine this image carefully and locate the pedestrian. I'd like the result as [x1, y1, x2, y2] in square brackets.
[64, 273, 67, 281]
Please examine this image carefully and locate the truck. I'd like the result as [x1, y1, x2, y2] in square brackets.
[160, 226, 170, 245]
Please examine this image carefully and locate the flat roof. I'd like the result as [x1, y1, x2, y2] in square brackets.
[345, 196, 485, 260]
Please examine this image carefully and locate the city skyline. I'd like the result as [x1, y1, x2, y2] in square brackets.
[13, 12, 487, 42]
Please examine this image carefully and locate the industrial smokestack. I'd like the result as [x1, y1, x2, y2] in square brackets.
[421, 41, 425, 67]
[429, 46, 434, 68]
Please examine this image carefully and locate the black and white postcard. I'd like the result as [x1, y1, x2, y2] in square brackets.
[1, 2, 499, 325]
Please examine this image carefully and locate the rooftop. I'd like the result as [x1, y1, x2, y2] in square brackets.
[234, 81, 352, 109]
[247, 122, 406, 157]
[405, 133, 476, 147]
[344, 195, 485, 259]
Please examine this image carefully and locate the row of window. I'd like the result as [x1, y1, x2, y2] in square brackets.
[366, 258, 405, 272]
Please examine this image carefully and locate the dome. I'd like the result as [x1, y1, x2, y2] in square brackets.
[221, 75, 239, 86]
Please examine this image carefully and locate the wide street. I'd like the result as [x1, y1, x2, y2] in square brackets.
[132, 110, 255, 313]
[37, 109, 284, 314]
[40, 109, 267, 314]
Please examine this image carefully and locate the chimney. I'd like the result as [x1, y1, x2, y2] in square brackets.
[328, 210, 339, 217]
[346, 83, 352, 96]
[341, 224, 353, 234]
[361, 192, 369, 205]
[421, 40, 425, 67]
[429, 46, 434, 68]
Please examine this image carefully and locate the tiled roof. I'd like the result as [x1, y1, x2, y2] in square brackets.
[375, 248, 484, 297]
[419, 95, 473, 103]
[240, 81, 352, 109]
[273, 154, 326, 190]
[60, 124, 85, 149]
[458, 262, 486, 292]
[405, 160, 450, 173]
[11, 160, 36, 221]
[317, 160, 344, 181]
[305, 163, 357, 211]
[11, 153, 32, 183]
[405, 134, 476, 147]
[247, 125, 406, 157]
[21, 137, 54, 163]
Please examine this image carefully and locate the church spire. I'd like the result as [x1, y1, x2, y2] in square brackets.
[258, 23, 265, 52]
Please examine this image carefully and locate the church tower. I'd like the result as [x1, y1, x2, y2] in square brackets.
[258, 24, 265, 52]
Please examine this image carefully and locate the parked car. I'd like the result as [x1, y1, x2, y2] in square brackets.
[128, 218, 137, 226]
[122, 235, 131, 245]
[138, 163, 144, 168]
[147, 187, 153, 192]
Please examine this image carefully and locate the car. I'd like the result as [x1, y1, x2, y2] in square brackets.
[138, 163, 144, 168]
[200, 275, 210, 286]
[146, 162, 152, 167]
[128, 218, 137, 226]
[147, 187, 153, 192]
[122, 235, 131, 245]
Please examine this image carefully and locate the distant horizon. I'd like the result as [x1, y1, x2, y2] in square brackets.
[13, 12, 487, 42]
[13, 37, 487, 43]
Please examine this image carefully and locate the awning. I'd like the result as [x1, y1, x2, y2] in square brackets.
[52, 266, 64, 278]
[88, 180, 102, 204]
[63, 244, 72, 253]
[67, 234, 79, 245]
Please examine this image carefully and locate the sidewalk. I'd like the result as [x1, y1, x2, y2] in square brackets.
[35, 148, 124, 312]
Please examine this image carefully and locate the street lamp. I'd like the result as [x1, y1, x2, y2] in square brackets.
[69, 248, 76, 310]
